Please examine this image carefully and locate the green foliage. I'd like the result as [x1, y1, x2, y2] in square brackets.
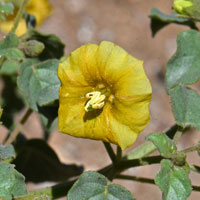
[0, 144, 15, 162]
[0, 60, 20, 75]
[173, 0, 200, 20]
[0, 33, 23, 60]
[0, 33, 23, 75]
[155, 160, 192, 200]
[67, 171, 135, 200]
[0, 162, 27, 200]
[13, 139, 83, 183]
[0, 2, 14, 21]
[17, 59, 60, 111]
[165, 30, 200, 130]
[149, 8, 197, 36]
[169, 86, 200, 130]
[146, 133, 177, 158]
[166, 30, 200, 92]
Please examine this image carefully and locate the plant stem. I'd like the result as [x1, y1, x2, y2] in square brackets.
[116, 174, 154, 184]
[10, 0, 29, 33]
[103, 142, 116, 163]
[116, 146, 122, 163]
[99, 155, 163, 177]
[173, 126, 183, 145]
[4, 108, 32, 145]
[115, 174, 200, 192]
[125, 124, 178, 161]
[181, 143, 200, 154]
[190, 165, 200, 173]
[118, 155, 162, 172]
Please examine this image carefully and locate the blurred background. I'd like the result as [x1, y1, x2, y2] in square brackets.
[1, 0, 200, 199]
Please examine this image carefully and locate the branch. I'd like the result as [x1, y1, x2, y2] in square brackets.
[11, 0, 30, 33]
[4, 108, 32, 145]
[115, 174, 200, 192]
[103, 142, 116, 163]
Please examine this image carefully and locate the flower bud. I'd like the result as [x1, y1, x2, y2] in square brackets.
[19, 40, 44, 57]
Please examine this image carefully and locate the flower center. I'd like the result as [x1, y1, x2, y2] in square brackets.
[84, 91, 106, 112]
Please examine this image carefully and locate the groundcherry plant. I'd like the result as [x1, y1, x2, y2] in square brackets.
[0, 0, 200, 199]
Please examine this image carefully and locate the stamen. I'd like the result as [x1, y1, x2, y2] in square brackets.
[85, 91, 106, 112]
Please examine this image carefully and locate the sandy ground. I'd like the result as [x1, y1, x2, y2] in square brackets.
[1, 0, 200, 199]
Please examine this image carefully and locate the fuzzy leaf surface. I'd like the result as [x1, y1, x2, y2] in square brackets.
[155, 160, 192, 200]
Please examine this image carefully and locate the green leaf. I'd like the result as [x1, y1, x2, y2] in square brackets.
[169, 85, 200, 130]
[173, 0, 200, 20]
[155, 159, 192, 200]
[0, 2, 14, 15]
[17, 59, 60, 111]
[0, 32, 18, 48]
[67, 171, 135, 200]
[13, 139, 83, 183]
[0, 144, 15, 162]
[149, 8, 197, 37]
[0, 60, 20, 75]
[20, 30, 65, 60]
[0, 163, 27, 200]
[166, 30, 200, 92]
[146, 133, 177, 158]
[0, 33, 24, 61]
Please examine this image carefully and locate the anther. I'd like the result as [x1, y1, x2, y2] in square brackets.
[85, 91, 106, 112]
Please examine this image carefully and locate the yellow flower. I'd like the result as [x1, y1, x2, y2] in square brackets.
[173, 0, 193, 15]
[0, 0, 52, 36]
[58, 41, 152, 150]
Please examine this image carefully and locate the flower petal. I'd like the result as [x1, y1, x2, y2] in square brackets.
[96, 41, 143, 85]
[107, 110, 139, 150]
[59, 99, 139, 150]
[58, 58, 90, 88]
[114, 69, 152, 97]
[58, 100, 115, 143]
[111, 95, 151, 134]
[67, 43, 103, 85]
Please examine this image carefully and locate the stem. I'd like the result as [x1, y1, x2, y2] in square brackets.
[4, 108, 32, 145]
[125, 141, 156, 160]
[99, 155, 163, 177]
[103, 142, 116, 163]
[173, 126, 183, 145]
[10, 0, 29, 33]
[190, 165, 200, 173]
[115, 174, 200, 192]
[118, 155, 162, 172]
[125, 124, 178, 161]
[116, 174, 154, 184]
[116, 146, 122, 163]
[181, 143, 200, 154]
